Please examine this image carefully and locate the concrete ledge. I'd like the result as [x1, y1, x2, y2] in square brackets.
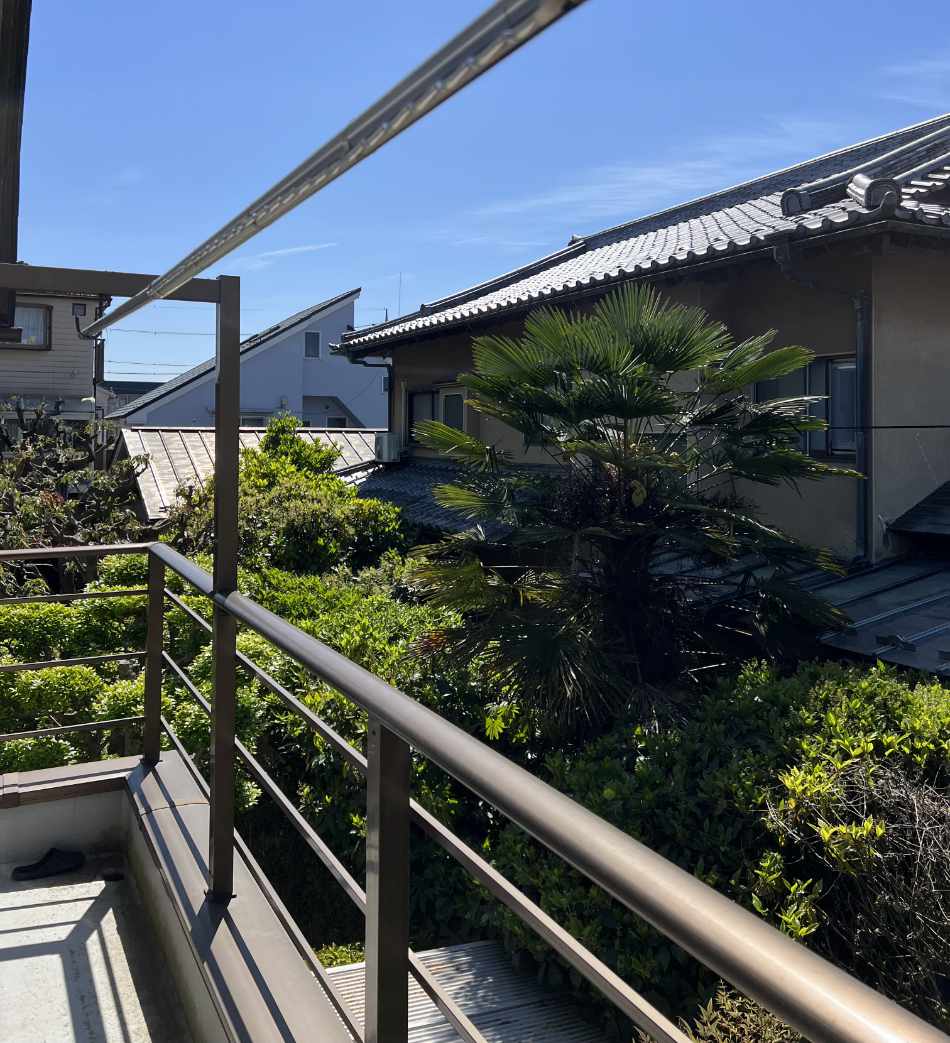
[0, 752, 353, 1043]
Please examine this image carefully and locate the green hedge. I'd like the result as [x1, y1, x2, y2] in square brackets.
[486, 660, 950, 1032]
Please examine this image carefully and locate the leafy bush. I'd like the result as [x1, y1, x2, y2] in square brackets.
[0, 409, 146, 593]
[679, 986, 803, 1043]
[315, 942, 364, 968]
[0, 667, 144, 768]
[487, 661, 950, 1032]
[0, 735, 80, 772]
[168, 414, 405, 573]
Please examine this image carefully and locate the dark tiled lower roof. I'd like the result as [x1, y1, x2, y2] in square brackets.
[356, 460, 469, 532]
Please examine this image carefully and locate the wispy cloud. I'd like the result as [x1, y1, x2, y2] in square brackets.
[879, 55, 950, 108]
[231, 242, 337, 272]
[472, 118, 847, 226]
[106, 164, 147, 191]
[451, 233, 551, 251]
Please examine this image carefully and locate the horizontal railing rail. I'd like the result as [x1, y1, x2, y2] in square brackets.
[150, 540, 949, 1043]
[0, 716, 144, 744]
[161, 584, 686, 1040]
[2, 540, 946, 1043]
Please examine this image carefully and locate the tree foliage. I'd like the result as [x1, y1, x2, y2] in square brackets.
[411, 285, 856, 730]
[168, 413, 406, 573]
[489, 660, 950, 1033]
[0, 403, 146, 592]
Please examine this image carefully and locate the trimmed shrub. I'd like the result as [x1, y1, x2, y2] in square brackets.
[487, 661, 950, 1032]
[168, 413, 406, 574]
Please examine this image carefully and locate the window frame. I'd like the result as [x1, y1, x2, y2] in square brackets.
[406, 388, 436, 443]
[438, 385, 466, 431]
[240, 414, 269, 427]
[754, 354, 857, 460]
[304, 331, 321, 359]
[7, 303, 52, 351]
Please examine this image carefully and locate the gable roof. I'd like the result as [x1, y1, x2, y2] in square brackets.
[109, 287, 360, 418]
[121, 425, 379, 520]
[342, 114, 950, 353]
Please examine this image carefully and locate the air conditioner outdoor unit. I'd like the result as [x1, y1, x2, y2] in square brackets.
[374, 431, 402, 463]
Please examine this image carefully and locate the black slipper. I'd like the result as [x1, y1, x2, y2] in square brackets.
[11, 848, 85, 881]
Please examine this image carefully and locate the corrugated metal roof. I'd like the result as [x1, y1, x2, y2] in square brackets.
[812, 558, 950, 675]
[891, 481, 950, 538]
[109, 287, 360, 418]
[326, 941, 602, 1043]
[122, 426, 379, 520]
[343, 114, 950, 352]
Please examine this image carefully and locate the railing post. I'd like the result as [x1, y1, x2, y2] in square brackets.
[209, 273, 240, 903]
[364, 717, 410, 1043]
[142, 550, 164, 764]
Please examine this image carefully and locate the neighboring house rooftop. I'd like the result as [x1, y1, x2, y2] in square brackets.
[121, 425, 378, 520]
[109, 287, 360, 418]
[99, 379, 163, 397]
[343, 113, 950, 352]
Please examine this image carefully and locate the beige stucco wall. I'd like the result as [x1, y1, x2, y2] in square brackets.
[871, 243, 950, 558]
[387, 249, 872, 559]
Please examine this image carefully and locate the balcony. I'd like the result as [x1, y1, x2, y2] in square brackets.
[0, 542, 946, 1043]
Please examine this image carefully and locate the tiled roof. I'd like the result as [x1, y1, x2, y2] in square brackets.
[343, 113, 950, 351]
[122, 426, 378, 520]
[355, 460, 469, 532]
[109, 287, 360, 418]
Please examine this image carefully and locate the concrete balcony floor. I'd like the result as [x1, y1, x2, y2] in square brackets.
[0, 854, 192, 1042]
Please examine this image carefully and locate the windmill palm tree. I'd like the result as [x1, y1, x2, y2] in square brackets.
[412, 284, 856, 733]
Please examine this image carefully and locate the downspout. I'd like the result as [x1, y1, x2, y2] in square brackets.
[852, 292, 871, 560]
[350, 355, 393, 430]
[771, 245, 871, 561]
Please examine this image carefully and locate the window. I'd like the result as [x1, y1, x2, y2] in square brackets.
[240, 414, 268, 426]
[827, 359, 857, 454]
[304, 331, 321, 358]
[12, 305, 50, 348]
[71, 302, 87, 318]
[755, 356, 857, 457]
[407, 390, 435, 441]
[327, 416, 347, 428]
[441, 392, 464, 430]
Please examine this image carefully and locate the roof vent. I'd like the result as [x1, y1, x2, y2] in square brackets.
[846, 173, 901, 212]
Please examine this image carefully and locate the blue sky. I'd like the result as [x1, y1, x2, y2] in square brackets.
[18, 0, 950, 379]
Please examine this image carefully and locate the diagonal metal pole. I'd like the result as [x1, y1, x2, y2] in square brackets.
[79, 0, 588, 339]
[208, 273, 240, 903]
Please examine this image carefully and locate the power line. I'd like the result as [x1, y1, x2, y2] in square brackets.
[111, 327, 255, 337]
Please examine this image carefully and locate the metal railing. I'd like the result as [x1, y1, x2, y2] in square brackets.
[1, 541, 946, 1043]
[0, 543, 151, 744]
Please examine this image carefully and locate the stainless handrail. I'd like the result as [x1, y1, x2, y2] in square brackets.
[151, 539, 949, 1043]
[79, 1, 588, 338]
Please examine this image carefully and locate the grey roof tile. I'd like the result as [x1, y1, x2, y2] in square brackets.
[122, 425, 378, 520]
[344, 114, 950, 351]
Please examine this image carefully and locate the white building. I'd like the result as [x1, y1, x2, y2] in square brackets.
[110, 288, 387, 429]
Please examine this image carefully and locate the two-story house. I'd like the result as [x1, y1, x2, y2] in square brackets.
[0, 290, 104, 435]
[341, 112, 950, 570]
[110, 288, 387, 429]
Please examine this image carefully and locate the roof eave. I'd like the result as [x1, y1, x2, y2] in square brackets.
[342, 213, 950, 354]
